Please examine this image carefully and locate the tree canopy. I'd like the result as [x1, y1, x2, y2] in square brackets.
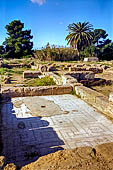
[65, 22, 94, 56]
[3, 20, 33, 58]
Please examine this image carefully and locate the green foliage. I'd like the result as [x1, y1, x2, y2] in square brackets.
[0, 68, 23, 75]
[81, 28, 113, 60]
[98, 42, 113, 60]
[26, 76, 56, 87]
[3, 20, 33, 59]
[34, 46, 79, 61]
[65, 22, 94, 56]
[0, 45, 5, 58]
[0, 68, 8, 75]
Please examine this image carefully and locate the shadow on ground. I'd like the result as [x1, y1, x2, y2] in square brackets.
[0, 97, 64, 167]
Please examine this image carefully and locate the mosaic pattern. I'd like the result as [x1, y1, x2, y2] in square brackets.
[1, 95, 113, 166]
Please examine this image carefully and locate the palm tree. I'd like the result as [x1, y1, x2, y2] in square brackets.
[65, 22, 94, 57]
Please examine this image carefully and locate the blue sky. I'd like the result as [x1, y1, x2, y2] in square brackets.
[0, 0, 113, 49]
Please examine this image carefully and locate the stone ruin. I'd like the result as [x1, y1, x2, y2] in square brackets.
[0, 61, 113, 169]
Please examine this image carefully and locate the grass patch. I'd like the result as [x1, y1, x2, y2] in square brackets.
[25, 76, 56, 87]
[0, 68, 23, 75]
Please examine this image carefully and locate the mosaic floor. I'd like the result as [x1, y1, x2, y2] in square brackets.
[1, 94, 113, 166]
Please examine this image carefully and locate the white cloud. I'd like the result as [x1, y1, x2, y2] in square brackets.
[31, 0, 46, 5]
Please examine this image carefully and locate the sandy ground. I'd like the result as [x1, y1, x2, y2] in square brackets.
[20, 142, 113, 170]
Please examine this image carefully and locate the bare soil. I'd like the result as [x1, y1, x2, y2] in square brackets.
[91, 69, 113, 96]
[20, 143, 113, 170]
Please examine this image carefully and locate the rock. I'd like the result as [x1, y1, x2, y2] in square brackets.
[65, 71, 95, 81]
[102, 65, 110, 70]
[0, 156, 5, 168]
[63, 67, 69, 71]
[4, 163, 17, 170]
[62, 75, 78, 85]
[3, 76, 11, 84]
[86, 67, 103, 74]
[23, 71, 41, 78]
[109, 93, 113, 103]
[31, 65, 37, 70]
[1, 86, 73, 98]
[38, 65, 47, 72]
[84, 57, 99, 62]
[69, 67, 87, 72]
[47, 66, 57, 72]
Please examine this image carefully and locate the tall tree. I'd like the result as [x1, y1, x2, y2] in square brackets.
[65, 22, 94, 57]
[0, 45, 5, 58]
[3, 20, 33, 58]
[81, 29, 112, 59]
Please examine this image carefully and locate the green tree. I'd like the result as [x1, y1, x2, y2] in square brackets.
[81, 29, 112, 59]
[3, 20, 33, 58]
[99, 42, 113, 60]
[65, 22, 94, 57]
[92, 29, 109, 46]
[0, 45, 5, 58]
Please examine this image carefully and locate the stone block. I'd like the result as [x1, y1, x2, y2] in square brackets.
[47, 66, 57, 72]
[23, 71, 41, 78]
[65, 71, 95, 81]
[61, 75, 77, 85]
[31, 65, 37, 70]
[109, 93, 113, 103]
[84, 57, 99, 62]
[52, 85, 72, 95]
[38, 65, 47, 72]
[86, 67, 103, 74]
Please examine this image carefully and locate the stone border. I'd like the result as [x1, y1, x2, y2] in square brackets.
[1, 85, 73, 98]
[75, 86, 113, 118]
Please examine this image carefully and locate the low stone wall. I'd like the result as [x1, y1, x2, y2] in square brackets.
[1, 85, 73, 98]
[23, 71, 41, 78]
[69, 67, 103, 74]
[75, 86, 113, 118]
[62, 75, 78, 85]
[65, 71, 95, 81]
[7, 63, 30, 68]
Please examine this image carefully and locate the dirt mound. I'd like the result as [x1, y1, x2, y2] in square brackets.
[21, 143, 113, 170]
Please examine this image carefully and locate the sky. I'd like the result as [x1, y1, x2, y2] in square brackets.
[0, 0, 113, 49]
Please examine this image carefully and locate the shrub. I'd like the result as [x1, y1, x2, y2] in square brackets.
[26, 76, 56, 87]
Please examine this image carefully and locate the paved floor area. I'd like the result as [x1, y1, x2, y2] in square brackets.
[1, 94, 113, 167]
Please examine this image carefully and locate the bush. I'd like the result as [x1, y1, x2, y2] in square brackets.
[26, 76, 56, 87]
[34, 47, 79, 61]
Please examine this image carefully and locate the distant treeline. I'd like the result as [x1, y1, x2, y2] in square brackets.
[0, 20, 113, 61]
[34, 45, 79, 61]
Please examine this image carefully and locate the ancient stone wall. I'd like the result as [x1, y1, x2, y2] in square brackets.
[23, 71, 41, 78]
[1, 85, 73, 98]
[75, 86, 113, 118]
